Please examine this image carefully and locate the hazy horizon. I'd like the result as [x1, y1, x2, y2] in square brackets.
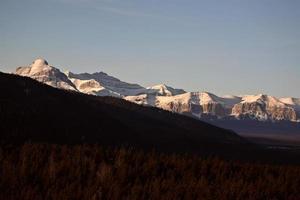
[1, 0, 299, 97]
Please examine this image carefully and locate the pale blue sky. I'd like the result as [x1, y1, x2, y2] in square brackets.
[0, 0, 299, 97]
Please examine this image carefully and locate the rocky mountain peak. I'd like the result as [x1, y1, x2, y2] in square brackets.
[31, 58, 48, 67]
[15, 58, 77, 91]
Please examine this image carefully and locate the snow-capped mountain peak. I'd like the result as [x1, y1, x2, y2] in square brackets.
[241, 94, 286, 107]
[147, 84, 186, 96]
[30, 58, 49, 72]
[15, 58, 77, 91]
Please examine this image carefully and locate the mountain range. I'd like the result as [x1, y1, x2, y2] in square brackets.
[14, 58, 300, 124]
[0, 71, 249, 156]
[3, 70, 300, 163]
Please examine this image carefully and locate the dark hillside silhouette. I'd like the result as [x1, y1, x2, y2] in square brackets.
[0, 72, 242, 148]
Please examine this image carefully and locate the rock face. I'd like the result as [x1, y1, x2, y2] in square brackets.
[232, 95, 297, 121]
[13, 58, 300, 123]
[126, 92, 242, 119]
[15, 58, 77, 91]
[280, 97, 300, 119]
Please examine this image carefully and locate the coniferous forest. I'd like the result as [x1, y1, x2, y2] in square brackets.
[1, 144, 300, 200]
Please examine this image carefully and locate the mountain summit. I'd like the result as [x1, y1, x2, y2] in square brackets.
[16, 58, 77, 91]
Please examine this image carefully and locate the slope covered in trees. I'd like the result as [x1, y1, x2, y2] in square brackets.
[1, 144, 300, 200]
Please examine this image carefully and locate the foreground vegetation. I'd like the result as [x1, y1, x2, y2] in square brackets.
[1, 144, 300, 200]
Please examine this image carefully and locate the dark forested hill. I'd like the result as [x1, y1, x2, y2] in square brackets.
[0, 72, 299, 162]
[0, 72, 242, 147]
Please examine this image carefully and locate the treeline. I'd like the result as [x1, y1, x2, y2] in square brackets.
[1, 144, 300, 200]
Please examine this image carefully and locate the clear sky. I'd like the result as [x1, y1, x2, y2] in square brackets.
[1, 0, 299, 97]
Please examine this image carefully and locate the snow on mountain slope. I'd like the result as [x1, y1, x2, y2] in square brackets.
[69, 78, 121, 97]
[232, 94, 297, 121]
[241, 94, 285, 106]
[156, 92, 194, 113]
[15, 58, 77, 91]
[146, 84, 186, 96]
[124, 94, 153, 106]
[65, 71, 148, 97]
[280, 97, 300, 112]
